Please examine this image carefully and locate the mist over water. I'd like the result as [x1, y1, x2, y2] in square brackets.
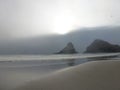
[0, 0, 120, 90]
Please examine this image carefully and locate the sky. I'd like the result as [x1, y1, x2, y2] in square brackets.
[0, 0, 120, 39]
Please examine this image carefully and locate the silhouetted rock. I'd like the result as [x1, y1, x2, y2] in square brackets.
[85, 39, 120, 53]
[56, 42, 77, 54]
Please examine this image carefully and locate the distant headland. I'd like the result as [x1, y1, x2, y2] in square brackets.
[56, 39, 120, 54]
[56, 42, 77, 54]
[85, 39, 120, 53]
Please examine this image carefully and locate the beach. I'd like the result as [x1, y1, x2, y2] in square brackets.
[0, 54, 119, 90]
[0, 57, 88, 90]
[15, 60, 120, 90]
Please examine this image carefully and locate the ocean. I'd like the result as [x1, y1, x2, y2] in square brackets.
[0, 53, 119, 90]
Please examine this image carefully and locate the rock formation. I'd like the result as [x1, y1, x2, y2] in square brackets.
[56, 42, 77, 54]
[85, 39, 120, 53]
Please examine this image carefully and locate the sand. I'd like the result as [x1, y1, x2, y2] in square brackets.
[15, 60, 120, 90]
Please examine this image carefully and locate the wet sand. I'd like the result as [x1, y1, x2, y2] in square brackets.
[16, 60, 120, 90]
[0, 59, 87, 90]
[0, 64, 69, 90]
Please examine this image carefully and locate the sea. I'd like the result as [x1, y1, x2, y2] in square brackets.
[0, 54, 119, 90]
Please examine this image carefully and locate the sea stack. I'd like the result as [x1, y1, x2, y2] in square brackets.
[56, 42, 77, 54]
[85, 39, 120, 53]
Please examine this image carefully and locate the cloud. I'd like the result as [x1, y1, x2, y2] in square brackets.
[0, 0, 120, 39]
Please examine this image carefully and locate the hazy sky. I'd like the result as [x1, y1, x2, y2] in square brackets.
[0, 0, 120, 38]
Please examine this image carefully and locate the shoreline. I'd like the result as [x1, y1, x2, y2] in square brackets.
[15, 60, 120, 90]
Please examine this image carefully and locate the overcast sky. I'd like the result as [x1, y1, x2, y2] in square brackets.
[0, 0, 120, 39]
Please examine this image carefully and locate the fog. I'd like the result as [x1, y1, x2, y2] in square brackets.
[0, 0, 120, 39]
[0, 0, 120, 54]
[0, 26, 119, 54]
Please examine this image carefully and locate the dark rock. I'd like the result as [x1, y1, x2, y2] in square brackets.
[56, 42, 77, 54]
[85, 39, 120, 53]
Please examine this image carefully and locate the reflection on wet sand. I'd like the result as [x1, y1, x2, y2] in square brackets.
[0, 54, 119, 90]
[15, 60, 120, 90]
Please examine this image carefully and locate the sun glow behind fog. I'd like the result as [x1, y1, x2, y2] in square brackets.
[0, 0, 119, 38]
[51, 10, 78, 35]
